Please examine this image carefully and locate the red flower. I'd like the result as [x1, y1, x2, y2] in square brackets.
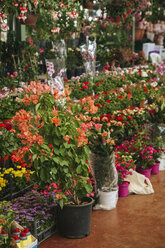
[3, 155, 9, 160]
[38, 124, 42, 128]
[5, 124, 12, 130]
[107, 100, 111, 103]
[95, 103, 100, 108]
[143, 88, 148, 92]
[83, 81, 88, 85]
[0, 123, 5, 127]
[64, 79, 68, 82]
[49, 144, 52, 148]
[83, 85, 88, 90]
[118, 95, 123, 99]
[94, 95, 99, 99]
[127, 116, 132, 120]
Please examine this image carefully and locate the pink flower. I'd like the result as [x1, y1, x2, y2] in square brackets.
[83, 85, 88, 90]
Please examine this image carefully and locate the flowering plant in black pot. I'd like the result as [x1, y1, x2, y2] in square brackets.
[11, 81, 96, 238]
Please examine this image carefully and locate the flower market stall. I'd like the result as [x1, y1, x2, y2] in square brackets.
[0, 0, 165, 247]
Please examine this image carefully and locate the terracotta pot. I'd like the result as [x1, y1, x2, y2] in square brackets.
[155, 34, 164, 45]
[19, 12, 38, 25]
[114, 16, 122, 24]
[83, 0, 93, 9]
[135, 28, 144, 41]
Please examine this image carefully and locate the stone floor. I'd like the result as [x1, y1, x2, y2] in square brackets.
[38, 171, 165, 248]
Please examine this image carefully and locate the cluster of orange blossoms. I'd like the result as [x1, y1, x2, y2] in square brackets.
[22, 81, 51, 105]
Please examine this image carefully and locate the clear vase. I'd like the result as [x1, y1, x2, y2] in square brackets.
[90, 152, 118, 192]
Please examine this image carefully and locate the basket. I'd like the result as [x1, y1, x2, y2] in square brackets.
[19, 13, 38, 25]
[1, 221, 38, 248]
[29, 211, 57, 244]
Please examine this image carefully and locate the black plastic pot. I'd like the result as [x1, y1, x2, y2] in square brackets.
[57, 197, 94, 239]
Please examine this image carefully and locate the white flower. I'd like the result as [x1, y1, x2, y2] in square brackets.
[141, 71, 148, 77]
[151, 82, 158, 87]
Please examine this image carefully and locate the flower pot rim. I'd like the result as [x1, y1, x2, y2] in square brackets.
[63, 197, 94, 208]
[138, 168, 152, 172]
[118, 181, 130, 186]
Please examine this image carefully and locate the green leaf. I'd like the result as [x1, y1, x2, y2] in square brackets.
[40, 155, 45, 163]
[41, 144, 50, 152]
[76, 165, 82, 174]
[60, 160, 69, 166]
[54, 149, 60, 155]
[85, 183, 93, 193]
[63, 167, 68, 173]
[33, 154, 37, 161]
[54, 139, 60, 146]
[59, 199, 64, 209]
[35, 103, 41, 112]
[40, 168, 46, 181]
[40, 168, 50, 182]
[52, 157, 60, 164]
[51, 167, 57, 174]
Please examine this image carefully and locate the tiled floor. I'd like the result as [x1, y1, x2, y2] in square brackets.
[39, 171, 165, 248]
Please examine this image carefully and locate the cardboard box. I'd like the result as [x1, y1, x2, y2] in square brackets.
[10, 221, 38, 248]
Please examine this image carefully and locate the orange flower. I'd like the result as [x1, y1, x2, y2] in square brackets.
[10, 129, 16, 133]
[22, 94, 30, 105]
[77, 136, 88, 147]
[87, 116, 91, 121]
[56, 194, 62, 200]
[30, 94, 39, 104]
[67, 106, 73, 115]
[51, 117, 61, 126]
[52, 109, 58, 116]
[102, 131, 108, 137]
[53, 89, 59, 100]
[66, 96, 70, 101]
[93, 117, 100, 122]
[102, 117, 108, 122]
[64, 87, 71, 96]
[63, 135, 71, 141]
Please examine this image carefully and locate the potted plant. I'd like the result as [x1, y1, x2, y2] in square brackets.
[115, 147, 136, 197]
[77, 98, 119, 210]
[2, 191, 58, 243]
[0, 201, 17, 248]
[126, 129, 157, 179]
[12, 81, 94, 238]
[0, 0, 41, 25]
